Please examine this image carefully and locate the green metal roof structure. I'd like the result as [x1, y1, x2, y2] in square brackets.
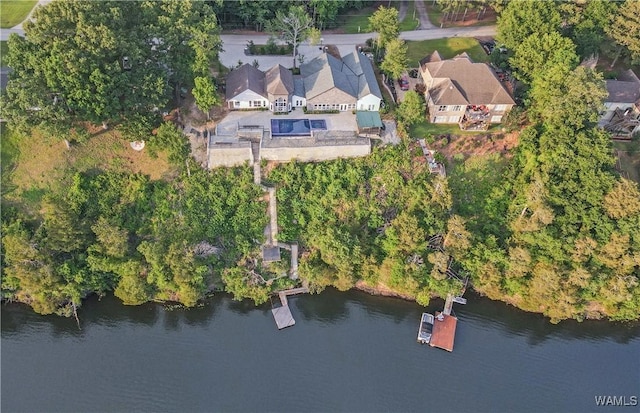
[355, 111, 383, 129]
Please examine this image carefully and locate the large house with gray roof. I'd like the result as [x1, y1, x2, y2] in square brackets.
[601, 69, 640, 122]
[225, 51, 382, 113]
[419, 51, 515, 130]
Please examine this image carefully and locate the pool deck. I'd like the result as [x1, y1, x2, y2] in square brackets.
[217, 110, 357, 137]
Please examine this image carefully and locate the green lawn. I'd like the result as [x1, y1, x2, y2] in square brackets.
[336, 6, 375, 34]
[0, 0, 38, 28]
[1, 41, 8, 66]
[410, 120, 480, 139]
[406, 37, 489, 67]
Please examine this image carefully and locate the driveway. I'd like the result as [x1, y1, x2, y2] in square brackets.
[415, 0, 436, 29]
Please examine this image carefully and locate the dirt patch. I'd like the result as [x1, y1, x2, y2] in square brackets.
[430, 131, 520, 162]
[179, 94, 231, 168]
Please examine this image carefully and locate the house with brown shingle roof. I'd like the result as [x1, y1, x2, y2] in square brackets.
[225, 51, 382, 113]
[602, 70, 640, 121]
[225, 64, 269, 110]
[265, 64, 295, 112]
[419, 51, 515, 130]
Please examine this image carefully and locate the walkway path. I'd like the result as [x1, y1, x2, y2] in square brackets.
[415, 0, 436, 29]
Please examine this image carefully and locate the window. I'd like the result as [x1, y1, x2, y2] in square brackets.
[368, 104, 375, 111]
[234, 101, 240, 107]
[495, 105, 506, 111]
[434, 116, 447, 123]
[452, 105, 462, 112]
[253, 100, 263, 107]
[491, 115, 503, 123]
[349, 104, 356, 110]
[438, 105, 447, 112]
[448, 116, 459, 123]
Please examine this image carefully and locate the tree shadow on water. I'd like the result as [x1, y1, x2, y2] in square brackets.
[458, 292, 640, 346]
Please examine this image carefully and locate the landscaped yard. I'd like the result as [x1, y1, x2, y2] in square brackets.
[1, 41, 8, 66]
[405, 37, 489, 67]
[0, 0, 38, 28]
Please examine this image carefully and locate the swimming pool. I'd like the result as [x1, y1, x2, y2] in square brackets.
[271, 119, 327, 136]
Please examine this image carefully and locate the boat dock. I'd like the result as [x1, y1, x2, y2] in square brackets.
[271, 286, 309, 329]
[429, 312, 458, 352]
[428, 293, 466, 352]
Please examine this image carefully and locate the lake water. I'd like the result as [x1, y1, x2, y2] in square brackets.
[2, 289, 639, 412]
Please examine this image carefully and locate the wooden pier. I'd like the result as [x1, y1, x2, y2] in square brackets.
[271, 286, 309, 329]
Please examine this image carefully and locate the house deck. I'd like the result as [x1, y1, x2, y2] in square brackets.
[429, 312, 458, 352]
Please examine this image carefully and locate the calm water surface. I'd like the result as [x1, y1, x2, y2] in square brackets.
[2, 289, 639, 412]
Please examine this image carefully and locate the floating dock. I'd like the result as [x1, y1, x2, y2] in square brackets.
[429, 311, 458, 352]
[271, 287, 309, 330]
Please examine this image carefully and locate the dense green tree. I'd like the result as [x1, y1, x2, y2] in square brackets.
[561, 0, 617, 59]
[3, 0, 221, 130]
[496, 0, 561, 51]
[380, 38, 408, 81]
[606, 0, 640, 65]
[192, 76, 219, 120]
[147, 122, 191, 164]
[267, 5, 314, 69]
[396, 90, 425, 126]
[368, 6, 399, 50]
[509, 31, 578, 82]
[528, 66, 607, 131]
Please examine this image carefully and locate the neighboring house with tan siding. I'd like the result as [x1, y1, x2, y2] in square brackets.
[419, 51, 515, 130]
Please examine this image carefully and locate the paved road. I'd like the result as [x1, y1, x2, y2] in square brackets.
[2, 17, 496, 69]
[219, 25, 496, 68]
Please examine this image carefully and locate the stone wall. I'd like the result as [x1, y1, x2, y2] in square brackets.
[260, 138, 371, 162]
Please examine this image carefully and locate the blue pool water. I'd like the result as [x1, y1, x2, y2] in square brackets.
[271, 119, 327, 136]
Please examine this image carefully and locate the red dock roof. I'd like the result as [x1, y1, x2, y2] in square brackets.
[430, 312, 457, 352]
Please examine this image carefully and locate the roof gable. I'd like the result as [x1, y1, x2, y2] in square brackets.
[225, 64, 266, 100]
[265, 64, 294, 96]
[343, 52, 382, 100]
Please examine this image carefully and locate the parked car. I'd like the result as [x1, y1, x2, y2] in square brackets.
[399, 76, 410, 91]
